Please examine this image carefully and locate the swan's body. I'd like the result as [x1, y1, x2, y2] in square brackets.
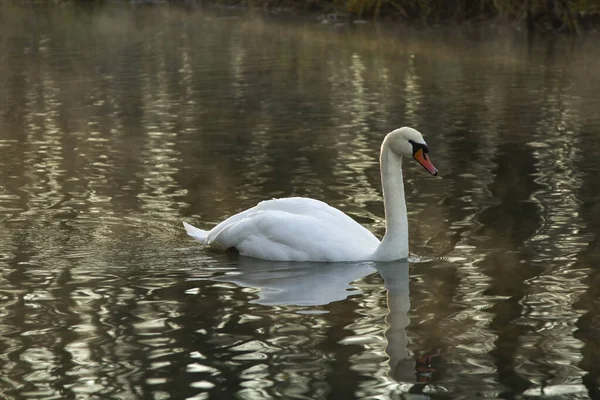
[184, 127, 437, 262]
[184, 197, 380, 261]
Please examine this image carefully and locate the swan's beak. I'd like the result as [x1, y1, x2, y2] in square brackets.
[413, 148, 438, 176]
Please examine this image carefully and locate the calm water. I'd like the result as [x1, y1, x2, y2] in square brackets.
[1, 5, 600, 399]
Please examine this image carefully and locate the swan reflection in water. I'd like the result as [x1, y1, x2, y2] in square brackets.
[207, 257, 435, 393]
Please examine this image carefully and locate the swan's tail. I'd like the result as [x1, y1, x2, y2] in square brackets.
[183, 222, 209, 244]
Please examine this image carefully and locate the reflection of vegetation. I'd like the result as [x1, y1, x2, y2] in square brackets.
[34, 0, 600, 32]
[226, 0, 597, 32]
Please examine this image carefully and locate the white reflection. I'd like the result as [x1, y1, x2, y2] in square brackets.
[377, 262, 413, 383]
[212, 258, 376, 306]
[209, 259, 428, 393]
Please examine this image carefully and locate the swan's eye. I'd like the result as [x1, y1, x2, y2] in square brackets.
[408, 140, 429, 155]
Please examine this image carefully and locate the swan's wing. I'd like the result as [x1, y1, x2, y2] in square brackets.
[254, 197, 345, 216]
[255, 197, 375, 235]
[206, 198, 379, 262]
[212, 211, 377, 261]
[207, 197, 370, 244]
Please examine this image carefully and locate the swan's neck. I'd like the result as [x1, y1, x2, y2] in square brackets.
[373, 145, 409, 261]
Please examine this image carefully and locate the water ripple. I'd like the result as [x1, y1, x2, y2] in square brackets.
[0, 6, 598, 400]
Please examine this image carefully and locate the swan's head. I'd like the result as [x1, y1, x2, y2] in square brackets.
[386, 127, 438, 176]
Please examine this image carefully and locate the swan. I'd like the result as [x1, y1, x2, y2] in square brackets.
[183, 127, 438, 262]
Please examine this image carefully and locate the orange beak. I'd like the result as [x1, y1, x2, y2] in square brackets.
[413, 148, 438, 176]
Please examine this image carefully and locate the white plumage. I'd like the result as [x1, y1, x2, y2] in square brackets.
[185, 197, 379, 261]
[184, 127, 438, 262]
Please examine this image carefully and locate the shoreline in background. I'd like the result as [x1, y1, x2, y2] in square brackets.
[196, 0, 598, 34]
[12, 0, 600, 34]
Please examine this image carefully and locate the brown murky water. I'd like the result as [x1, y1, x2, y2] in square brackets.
[0, 5, 599, 399]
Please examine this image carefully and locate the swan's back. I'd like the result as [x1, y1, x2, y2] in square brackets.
[204, 197, 380, 262]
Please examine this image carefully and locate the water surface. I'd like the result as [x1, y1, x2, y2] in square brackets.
[0, 5, 599, 399]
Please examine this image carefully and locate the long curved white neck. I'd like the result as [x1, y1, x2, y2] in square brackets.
[373, 143, 409, 261]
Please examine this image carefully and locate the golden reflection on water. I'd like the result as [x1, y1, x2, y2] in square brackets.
[514, 68, 590, 395]
[138, 30, 187, 216]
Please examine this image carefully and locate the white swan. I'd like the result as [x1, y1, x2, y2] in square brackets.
[183, 127, 438, 262]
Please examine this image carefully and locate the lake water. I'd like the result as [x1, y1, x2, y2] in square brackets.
[1, 5, 600, 399]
